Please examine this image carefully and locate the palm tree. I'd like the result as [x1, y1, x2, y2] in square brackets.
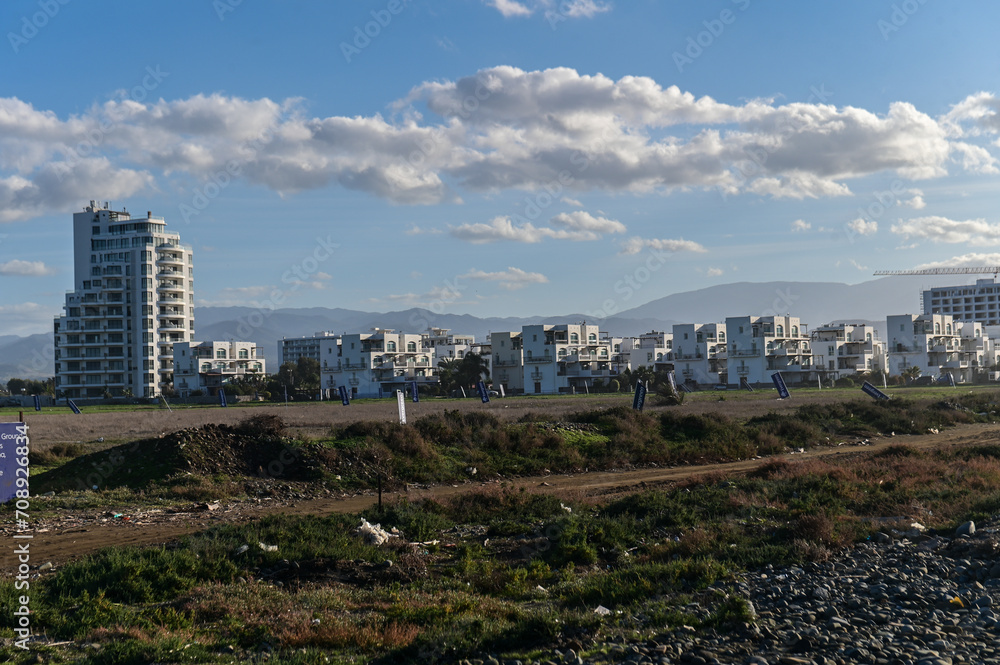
[457, 352, 491, 391]
[901, 365, 922, 383]
[436, 357, 461, 395]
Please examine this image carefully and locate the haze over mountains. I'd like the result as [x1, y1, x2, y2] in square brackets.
[0, 278, 922, 380]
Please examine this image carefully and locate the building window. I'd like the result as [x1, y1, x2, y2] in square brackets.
[570, 333, 579, 344]
[239, 349, 249, 359]
[387, 341, 395, 351]
[776, 325, 784, 336]
[216, 349, 227, 359]
[407, 341, 417, 353]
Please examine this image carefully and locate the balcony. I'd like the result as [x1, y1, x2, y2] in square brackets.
[156, 254, 184, 266]
[524, 356, 553, 364]
[157, 295, 185, 305]
[729, 349, 760, 358]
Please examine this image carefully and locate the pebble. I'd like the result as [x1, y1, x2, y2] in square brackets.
[532, 515, 1000, 665]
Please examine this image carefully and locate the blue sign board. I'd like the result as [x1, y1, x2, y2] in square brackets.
[861, 381, 890, 401]
[740, 377, 755, 393]
[33, 395, 40, 411]
[218, 389, 228, 408]
[771, 372, 790, 399]
[67, 399, 81, 414]
[632, 381, 647, 411]
[339, 385, 350, 405]
[0, 422, 29, 504]
[411, 381, 419, 403]
[477, 381, 490, 403]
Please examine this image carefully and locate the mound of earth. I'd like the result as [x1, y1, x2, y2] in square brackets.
[33, 415, 334, 493]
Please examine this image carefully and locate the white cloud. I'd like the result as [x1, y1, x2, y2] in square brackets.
[848, 259, 868, 271]
[405, 224, 443, 236]
[0, 260, 54, 276]
[915, 253, 1000, 270]
[891, 216, 1000, 245]
[549, 211, 626, 234]
[482, 0, 611, 18]
[901, 189, 926, 209]
[619, 237, 707, 255]
[451, 211, 624, 244]
[791, 219, 811, 232]
[560, 196, 584, 207]
[847, 218, 878, 236]
[459, 266, 548, 290]
[0, 68, 997, 222]
[707, 267, 723, 277]
[486, 0, 533, 17]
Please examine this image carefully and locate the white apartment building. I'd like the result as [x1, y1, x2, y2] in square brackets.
[517, 323, 616, 394]
[811, 323, 885, 381]
[671, 323, 728, 386]
[173, 341, 265, 396]
[422, 328, 477, 365]
[628, 331, 672, 372]
[725, 315, 813, 386]
[54, 201, 194, 399]
[320, 329, 434, 398]
[886, 314, 961, 381]
[923, 279, 1000, 326]
[278, 331, 337, 366]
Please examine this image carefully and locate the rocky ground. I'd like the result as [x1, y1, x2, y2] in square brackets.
[469, 519, 1000, 665]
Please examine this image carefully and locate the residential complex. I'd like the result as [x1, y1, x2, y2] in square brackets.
[320, 329, 436, 398]
[811, 323, 885, 381]
[54, 202, 195, 399]
[725, 316, 812, 386]
[173, 341, 266, 396]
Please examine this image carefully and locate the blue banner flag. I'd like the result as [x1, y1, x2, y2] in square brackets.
[67, 399, 81, 414]
[666, 371, 677, 393]
[411, 380, 419, 403]
[947, 373, 956, 387]
[339, 385, 350, 406]
[33, 395, 40, 411]
[740, 377, 755, 392]
[861, 381, 890, 401]
[0, 422, 29, 504]
[477, 380, 490, 403]
[632, 381, 647, 411]
[771, 372, 790, 399]
[219, 389, 228, 408]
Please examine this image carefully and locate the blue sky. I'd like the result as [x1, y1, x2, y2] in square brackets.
[3, 0, 1000, 335]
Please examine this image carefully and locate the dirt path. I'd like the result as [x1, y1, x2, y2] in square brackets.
[4, 420, 998, 574]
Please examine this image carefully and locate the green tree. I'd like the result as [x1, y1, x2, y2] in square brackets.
[436, 357, 461, 395]
[901, 365, 922, 383]
[295, 356, 321, 392]
[456, 352, 490, 391]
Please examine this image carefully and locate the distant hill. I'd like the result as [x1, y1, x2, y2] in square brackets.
[0, 278, 928, 379]
[617, 278, 920, 326]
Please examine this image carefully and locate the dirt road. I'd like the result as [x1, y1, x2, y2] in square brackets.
[5, 420, 997, 574]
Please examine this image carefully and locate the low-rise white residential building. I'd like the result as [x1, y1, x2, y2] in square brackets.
[320, 329, 435, 398]
[886, 313, 960, 381]
[628, 331, 672, 372]
[811, 323, 885, 381]
[173, 341, 265, 396]
[726, 315, 813, 385]
[490, 331, 523, 395]
[278, 331, 337, 367]
[671, 323, 727, 386]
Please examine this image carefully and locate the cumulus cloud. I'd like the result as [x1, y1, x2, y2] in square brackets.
[618, 237, 707, 255]
[891, 216, 1000, 245]
[0, 260, 55, 276]
[1, 67, 997, 222]
[451, 211, 624, 243]
[707, 267, 723, 276]
[901, 189, 926, 209]
[791, 219, 811, 232]
[459, 266, 548, 290]
[847, 218, 878, 236]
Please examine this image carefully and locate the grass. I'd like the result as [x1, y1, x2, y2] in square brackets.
[8, 437, 1000, 663]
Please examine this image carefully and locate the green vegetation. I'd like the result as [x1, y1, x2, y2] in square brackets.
[6, 391, 1000, 662]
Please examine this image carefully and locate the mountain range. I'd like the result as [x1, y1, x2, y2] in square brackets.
[0, 278, 923, 380]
